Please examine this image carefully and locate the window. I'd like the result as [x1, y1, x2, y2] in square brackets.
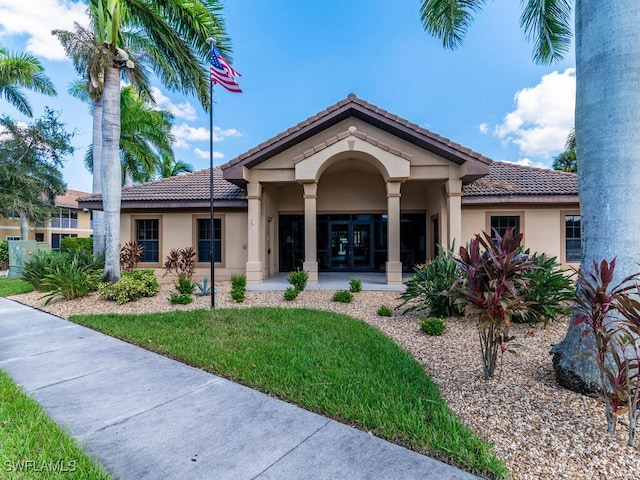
[565, 215, 581, 263]
[51, 233, 76, 251]
[490, 215, 520, 240]
[35, 233, 44, 242]
[51, 208, 78, 229]
[196, 218, 221, 263]
[6, 236, 20, 241]
[136, 219, 159, 263]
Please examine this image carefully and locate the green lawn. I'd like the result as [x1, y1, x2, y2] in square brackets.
[0, 369, 111, 479]
[0, 277, 34, 297]
[71, 307, 509, 478]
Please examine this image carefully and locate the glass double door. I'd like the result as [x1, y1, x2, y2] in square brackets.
[329, 221, 372, 271]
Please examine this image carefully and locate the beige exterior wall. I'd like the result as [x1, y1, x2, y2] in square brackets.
[120, 209, 248, 281]
[0, 209, 92, 245]
[461, 204, 581, 268]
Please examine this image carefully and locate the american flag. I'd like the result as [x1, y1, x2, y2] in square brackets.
[210, 43, 242, 93]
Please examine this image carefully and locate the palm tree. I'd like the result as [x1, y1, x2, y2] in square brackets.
[553, 129, 576, 173]
[80, 85, 176, 186]
[155, 153, 193, 180]
[0, 47, 57, 117]
[419, 0, 640, 393]
[54, 20, 152, 257]
[90, 0, 230, 283]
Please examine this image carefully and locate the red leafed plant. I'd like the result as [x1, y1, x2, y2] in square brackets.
[120, 241, 144, 272]
[452, 227, 534, 379]
[573, 258, 640, 443]
[163, 246, 197, 281]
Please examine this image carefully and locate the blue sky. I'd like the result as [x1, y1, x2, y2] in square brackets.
[0, 0, 576, 192]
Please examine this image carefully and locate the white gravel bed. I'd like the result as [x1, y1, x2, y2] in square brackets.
[9, 282, 640, 479]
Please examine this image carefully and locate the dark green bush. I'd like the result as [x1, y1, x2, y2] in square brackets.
[176, 276, 195, 295]
[60, 236, 93, 254]
[283, 286, 299, 301]
[22, 251, 67, 290]
[231, 273, 246, 303]
[40, 257, 101, 305]
[287, 269, 309, 292]
[377, 305, 392, 317]
[0, 240, 8, 270]
[512, 250, 574, 325]
[98, 269, 159, 304]
[332, 290, 353, 303]
[397, 245, 464, 317]
[398, 244, 464, 317]
[169, 293, 193, 304]
[420, 317, 446, 336]
[349, 278, 362, 293]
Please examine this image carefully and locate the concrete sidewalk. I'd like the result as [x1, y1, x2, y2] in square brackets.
[0, 298, 479, 480]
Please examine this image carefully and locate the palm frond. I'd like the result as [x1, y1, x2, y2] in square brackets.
[520, 0, 572, 65]
[419, 0, 486, 50]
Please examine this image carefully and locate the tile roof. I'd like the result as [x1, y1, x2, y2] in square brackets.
[78, 168, 245, 204]
[462, 162, 578, 199]
[221, 94, 492, 182]
[55, 189, 91, 208]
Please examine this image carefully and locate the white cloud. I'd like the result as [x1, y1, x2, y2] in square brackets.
[194, 148, 224, 160]
[501, 158, 549, 169]
[0, 0, 89, 61]
[150, 87, 198, 121]
[495, 68, 575, 157]
[478, 123, 489, 134]
[172, 123, 242, 149]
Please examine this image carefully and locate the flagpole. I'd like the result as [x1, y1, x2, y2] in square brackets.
[206, 37, 216, 309]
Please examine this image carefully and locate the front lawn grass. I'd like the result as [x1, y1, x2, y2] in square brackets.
[0, 369, 111, 479]
[71, 307, 508, 478]
[0, 277, 34, 297]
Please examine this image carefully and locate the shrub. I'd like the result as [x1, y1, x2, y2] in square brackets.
[169, 293, 193, 305]
[377, 305, 392, 317]
[349, 278, 362, 293]
[420, 317, 446, 336]
[332, 290, 353, 303]
[398, 244, 464, 317]
[231, 273, 246, 303]
[98, 269, 159, 304]
[195, 277, 211, 296]
[120, 241, 143, 272]
[0, 240, 8, 270]
[22, 251, 67, 290]
[287, 269, 309, 292]
[163, 247, 197, 281]
[451, 228, 534, 379]
[176, 276, 195, 295]
[283, 286, 299, 301]
[40, 257, 101, 305]
[574, 258, 640, 444]
[60, 236, 93, 254]
[512, 250, 574, 326]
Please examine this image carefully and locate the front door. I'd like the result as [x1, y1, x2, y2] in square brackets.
[328, 221, 372, 271]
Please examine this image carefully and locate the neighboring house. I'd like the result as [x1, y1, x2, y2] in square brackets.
[78, 95, 579, 285]
[0, 189, 93, 250]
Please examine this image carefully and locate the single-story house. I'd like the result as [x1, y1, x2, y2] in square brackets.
[78, 94, 579, 285]
[0, 189, 93, 250]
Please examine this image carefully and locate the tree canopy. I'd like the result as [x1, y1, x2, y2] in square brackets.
[0, 109, 74, 222]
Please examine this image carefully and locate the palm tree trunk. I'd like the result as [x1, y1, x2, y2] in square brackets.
[101, 64, 122, 283]
[551, 0, 640, 394]
[92, 98, 106, 257]
[19, 214, 29, 240]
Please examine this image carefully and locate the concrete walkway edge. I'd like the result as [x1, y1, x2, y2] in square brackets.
[0, 297, 480, 480]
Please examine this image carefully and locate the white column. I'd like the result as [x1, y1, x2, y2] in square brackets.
[245, 182, 263, 283]
[302, 182, 318, 283]
[386, 181, 403, 285]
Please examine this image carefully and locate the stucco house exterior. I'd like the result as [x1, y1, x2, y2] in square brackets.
[78, 95, 579, 285]
[0, 189, 93, 250]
